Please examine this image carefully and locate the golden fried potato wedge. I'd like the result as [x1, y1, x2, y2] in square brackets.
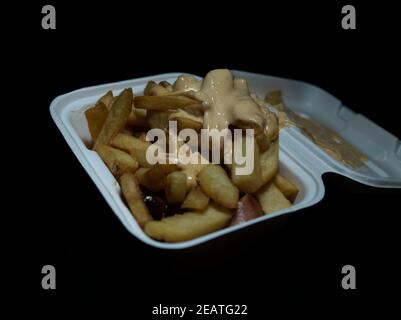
[255, 182, 291, 215]
[111, 132, 149, 152]
[127, 104, 148, 128]
[85, 101, 108, 141]
[135, 166, 166, 192]
[120, 172, 153, 227]
[159, 81, 174, 91]
[133, 131, 147, 142]
[232, 119, 263, 135]
[135, 164, 180, 193]
[96, 144, 138, 176]
[265, 112, 279, 141]
[176, 117, 203, 131]
[93, 88, 133, 150]
[111, 133, 151, 167]
[98, 90, 114, 109]
[198, 165, 239, 209]
[255, 131, 270, 152]
[181, 186, 210, 211]
[146, 110, 171, 130]
[274, 174, 299, 201]
[134, 167, 150, 187]
[265, 90, 283, 106]
[231, 137, 263, 193]
[130, 147, 152, 168]
[144, 80, 170, 96]
[107, 96, 119, 111]
[121, 126, 134, 135]
[146, 166, 168, 192]
[165, 171, 187, 205]
[156, 163, 181, 174]
[144, 81, 157, 96]
[134, 95, 200, 111]
[179, 160, 209, 189]
[260, 139, 279, 184]
[169, 108, 204, 131]
[144, 202, 232, 242]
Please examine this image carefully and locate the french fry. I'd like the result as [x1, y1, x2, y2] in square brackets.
[274, 174, 299, 200]
[260, 140, 279, 184]
[198, 165, 239, 209]
[85, 101, 108, 140]
[98, 90, 114, 109]
[179, 160, 209, 189]
[96, 144, 138, 176]
[156, 163, 181, 174]
[265, 90, 283, 106]
[146, 110, 171, 130]
[175, 117, 203, 131]
[130, 146, 152, 168]
[144, 202, 232, 242]
[144, 81, 157, 96]
[265, 112, 279, 141]
[159, 81, 174, 91]
[134, 95, 200, 111]
[134, 167, 150, 186]
[135, 166, 166, 192]
[231, 136, 263, 193]
[121, 126, 134, 135]
[169, 108, 203, 131]
[255, 182, 291, 215]
[232, 119, 263, 135]
[111, 133, 151, 167]
[111, 133, 149, 152]
[165, 171, 187, 205]
[144, 80, 170, 96]
[120, 172, 153, 227]
[127, 103, 148, 128]
[231, 119, 269, 153]
[255, 131, 270, 152]
[133, 131, 148, 142]
[181, 185, 210, 211]
[135, 164, 179, 193]
[147, 165, 169, 191]
[93, 88, 133, 150]
[107, 96, 119, 111]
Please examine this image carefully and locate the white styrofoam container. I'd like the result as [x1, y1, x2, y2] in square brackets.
[50, 71, 401, 249]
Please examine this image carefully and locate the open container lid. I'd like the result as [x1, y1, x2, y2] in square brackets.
[233, 70, 401, 188]
[50, 71, 401, 249]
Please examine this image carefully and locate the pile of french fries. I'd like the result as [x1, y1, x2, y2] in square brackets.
[85, 78, 299, 242]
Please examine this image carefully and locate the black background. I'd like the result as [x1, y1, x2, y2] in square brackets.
[4, 0, 400, 314]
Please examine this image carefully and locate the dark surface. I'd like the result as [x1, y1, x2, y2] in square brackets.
[4, 0, 400, 313]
